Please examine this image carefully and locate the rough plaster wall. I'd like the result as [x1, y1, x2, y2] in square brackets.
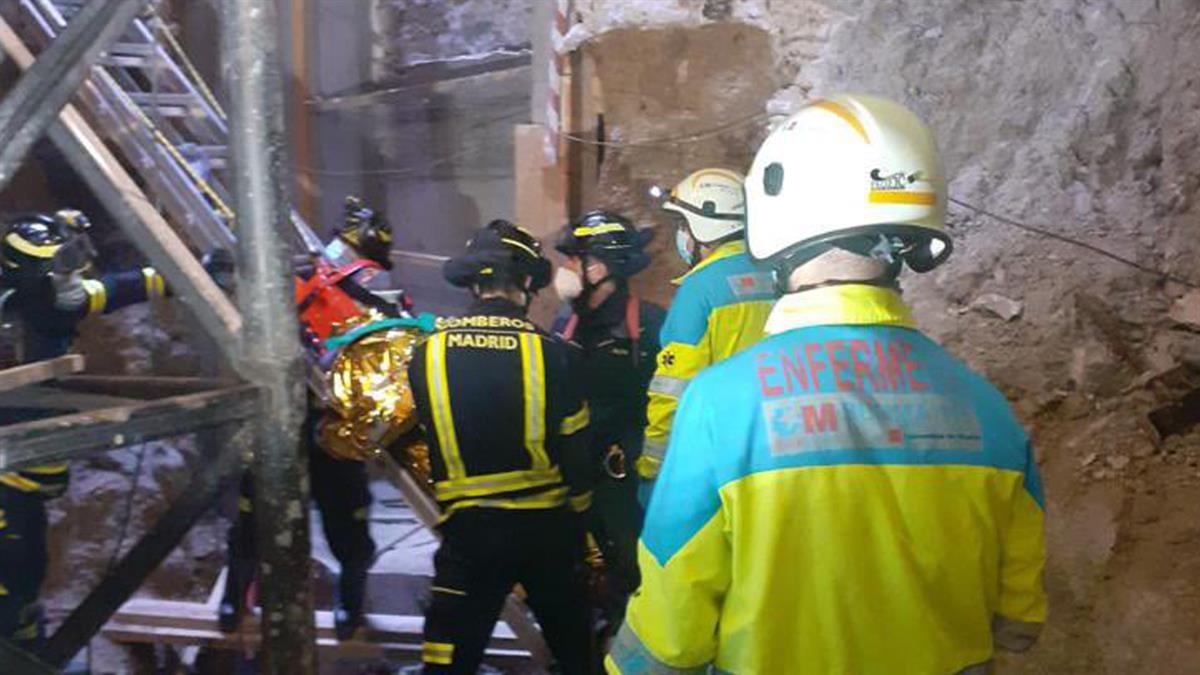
[575, 1, 1200, 672]
[374, 0, 534, 74]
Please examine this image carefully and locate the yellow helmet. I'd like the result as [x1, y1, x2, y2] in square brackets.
[745, 94, 951, 274]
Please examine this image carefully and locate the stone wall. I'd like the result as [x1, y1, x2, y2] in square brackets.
[569, 1, 1200, 672]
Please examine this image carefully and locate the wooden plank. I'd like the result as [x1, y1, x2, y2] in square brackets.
[0, 354, 84, 393]
[105, 599, 527, 653]
[0, 385, 260, 470]
[0, 16, 244, 359]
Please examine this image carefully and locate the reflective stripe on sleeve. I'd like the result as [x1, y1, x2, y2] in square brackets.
[606, 622, 709, 674]
[649, 375, 688, 398]
[560, 402, 590, 435]
[82, 278, 107, 314]
[422, 641, 455, 665]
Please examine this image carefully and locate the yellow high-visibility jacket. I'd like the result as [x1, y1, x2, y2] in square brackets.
[610, 285, 1048, 675]
[638, 240, 775, 479]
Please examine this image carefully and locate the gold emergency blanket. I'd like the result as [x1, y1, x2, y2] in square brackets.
[319, 326, 430, 482]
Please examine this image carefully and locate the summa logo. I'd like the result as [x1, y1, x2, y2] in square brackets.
[870, 169, 922, 191]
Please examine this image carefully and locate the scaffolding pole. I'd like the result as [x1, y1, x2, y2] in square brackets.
[0, 0, 148, 193]
[221, 0, 316, 672]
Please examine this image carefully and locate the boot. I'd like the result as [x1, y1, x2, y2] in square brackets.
[334, 563, 369, 640]
[218, 556, 256, 633]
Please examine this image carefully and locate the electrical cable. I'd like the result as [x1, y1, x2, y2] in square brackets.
[947, 196, 1199, 289]
[86, 445, 147, 673]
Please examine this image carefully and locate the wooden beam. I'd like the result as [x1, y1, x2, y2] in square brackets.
[0, 16, 244, 361]
[0, 354, 83, 393]
[0, 385, 260, 471]
[41, 423, 251, 667]
[52, 375, 239, 399]
[0, 384, 141, 412]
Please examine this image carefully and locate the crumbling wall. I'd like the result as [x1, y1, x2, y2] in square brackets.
[571, 1, 1200, 672]
[373, 0, 534, 75]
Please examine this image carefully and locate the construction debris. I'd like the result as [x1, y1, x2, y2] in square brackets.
[968, 293, 1023, 321]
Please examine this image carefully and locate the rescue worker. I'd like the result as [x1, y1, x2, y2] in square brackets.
[409, 220, 594, 674]
[219, 196, 399, 639]
[551, 210, 663, 625]
[608, 94, 1047, 674]
[0, 210, 168, 651]
[639, 169, 776, 496]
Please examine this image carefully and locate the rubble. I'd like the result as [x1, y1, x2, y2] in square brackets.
[1168, 290, 1200, 330]
[968, 293, 1024, 321]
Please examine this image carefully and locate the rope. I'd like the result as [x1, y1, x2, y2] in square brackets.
[555, 111, 772, 148]
[947, 197, 1199, 289]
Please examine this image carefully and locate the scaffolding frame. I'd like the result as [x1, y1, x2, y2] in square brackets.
[0, 0, 312, 671]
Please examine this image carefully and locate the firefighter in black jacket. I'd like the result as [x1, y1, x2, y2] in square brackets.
[219, 197, 398, 639]
[409, 220, 594, 674]
[551, 210, 664, 628]
[0, 211, 167, 650]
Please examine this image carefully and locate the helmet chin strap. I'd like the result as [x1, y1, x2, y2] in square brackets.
[571, 254, 619, 314]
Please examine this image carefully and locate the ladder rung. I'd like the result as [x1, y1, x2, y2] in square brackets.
[106, 42, 156, 57]
[126, 92, 199, 117]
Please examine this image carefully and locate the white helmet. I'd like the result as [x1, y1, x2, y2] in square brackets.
[661, 168, 746, 244]
[745, 93, 951, 274]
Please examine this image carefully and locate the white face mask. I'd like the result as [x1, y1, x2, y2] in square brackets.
[553, 267, 584, 301]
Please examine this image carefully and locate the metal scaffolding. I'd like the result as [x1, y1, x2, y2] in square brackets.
[0, 0, 313, 671]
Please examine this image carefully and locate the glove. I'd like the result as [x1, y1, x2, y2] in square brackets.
[202, 248, 236, 291]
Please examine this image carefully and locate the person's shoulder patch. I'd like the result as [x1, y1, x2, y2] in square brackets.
[726, 271, 774, 298]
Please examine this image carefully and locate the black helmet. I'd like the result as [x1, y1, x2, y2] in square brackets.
[1, 213, 68, 276]
[337, 196, 393, 269]
[555, 210, 653, 278]
[444, 220, 551, 291]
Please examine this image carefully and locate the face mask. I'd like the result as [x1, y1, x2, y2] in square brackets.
[675, 228, 696, 267]
[553, 267, 583, 301]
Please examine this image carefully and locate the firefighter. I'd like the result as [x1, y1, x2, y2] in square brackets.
[409, 219, 594, 674]
[219, 196, 400, 639]
[0, 210, 168, 652]
[607, 95, 1047, 674]
[551, 210, 663, 625]
[639, 169, 777, 500]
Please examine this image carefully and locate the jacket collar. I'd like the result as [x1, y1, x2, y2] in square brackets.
[672, 239, 747, 285]
[467, 296, 527, 318]
[764, 284, 916, 335]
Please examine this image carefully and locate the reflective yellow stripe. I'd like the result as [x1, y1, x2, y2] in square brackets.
[431, 586, 467, 597]
[0, 582, 8, 596]
[560, 403, 590, 435]
[500, 237, 538, 258]
[569, 491, 593, 513]
[438, 486, 569, 522]
[423, 641, 455, 665]
[574, 222, 627, 237]
[867, 190, 937, 206]
[812, 99, 869, 143]
[142, 268, 165, 298]
[82, 278, 107, 314]
[519, 333, 550, 470]
[5, 233, 59, 259]
[21, 463, 67, 475]
[0, 472, 41, 493]
[238, 496, 253, 513]
[426, 334, 466, 479]
[434, 467, 563, 501]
